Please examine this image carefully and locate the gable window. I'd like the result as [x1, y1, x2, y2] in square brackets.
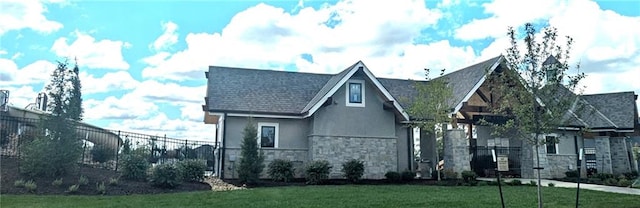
[346, 80, 365, 107]
[545, 135, 558, 154]
[258, 123, 279, 148]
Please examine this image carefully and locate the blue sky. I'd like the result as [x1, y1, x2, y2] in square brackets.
[1, 0, 639, 140]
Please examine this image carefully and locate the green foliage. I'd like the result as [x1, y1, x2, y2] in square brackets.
[400, 170, 416, 182]
[24, 180, 37, 193]
[508, 179, 522, 186]
[150, 163, 183, 188]
[461, 171, 477, 184]
[442, 169, 458, 180]
[52, 178, 63, 187]
[565, 170, 579, 178]
[267, 159, 294, 182]
[529, 180, 537, 186]
[108, 177, 119, 186]
[119, 151, 150, 181]
[593, 173, 615, 181]
[587, 178, 602, 185]
[91, 145, 115, 163]
[604, 178, 618, 186]
[341, 159, 365, 183]
[617, 179, 632, 187]
[67, 184, 79, 194]
[78, 175, 88, 186]
[238, 120, 265, 184]
[623, 171, 638, 179]
[547, 183, 555, 187]
[177, 160, 206, 182]
[384, 171, 402, 183]
[96, 182, 106, 195]
[14, 179, 25, 187]
[305, 160, 332, 185]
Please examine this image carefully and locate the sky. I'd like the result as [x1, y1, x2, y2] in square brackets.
[1, 0, 639, 141]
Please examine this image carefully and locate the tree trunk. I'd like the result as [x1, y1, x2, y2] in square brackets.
[535, 135, 543, 208]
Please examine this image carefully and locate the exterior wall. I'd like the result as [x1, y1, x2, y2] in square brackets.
[443, 129, 470, 175]
[311, 77, 396, 138]
[309, 135, 397, 179]
[419, 129, 437, 177]
[547, 154, 578, 178]
[595, 136, 613, 174]
[610, 137, 631, 174]
[395, 124, 411, 172]
[223, 148, 308, 178]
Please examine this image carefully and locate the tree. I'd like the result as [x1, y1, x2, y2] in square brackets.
[237, 119, 265, 184]
[20, 59, 84, 177]
[407, 68, 454, 181]
[484, 23, 584, 208]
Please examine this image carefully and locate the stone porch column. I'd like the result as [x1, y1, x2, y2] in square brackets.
[443, 129, 470, 175]
[610, 137, 631, 174]
[595, 136, 613, 174]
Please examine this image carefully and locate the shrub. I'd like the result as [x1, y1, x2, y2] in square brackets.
[52, 178, 63, 187]
[24, 180, 37, 193]
[178, 160, 206, 182]
[461, 171, 477, 184]
[91, 145, 115, 163]
[529, 180, 537, 186]
[442, 169, 458, 180]
[400, 170, 416, 182]
[508, 179, 522, 186]
[593, 173, 615, 180]
[342, 159, 365, 183]
[267, 159, 294, 182]
[96, 182, 106, 195]
[14, 179, 25, 187]
[385, 171, 402, 183]
[237, 121, 265, 185]
[305, 160, 332, 185]
[67, 184, 80, 194]
[548, 183, 555, 187]
[78, 175, 89, 186]
[119, 152, 150, 181]
[617, 179, 632, 187]
[604, 178, 618, 186]
[150, 163, 183, 188]
[623, 171, 639, 179]
[565, 170, 579, 178]
[587, 178, 603, 185]
[108, 177, 119, 186]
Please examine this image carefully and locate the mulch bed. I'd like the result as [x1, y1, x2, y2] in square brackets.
[1, 156, 211, 195]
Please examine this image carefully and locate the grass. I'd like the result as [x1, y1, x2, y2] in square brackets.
[1, 185, 638, 208]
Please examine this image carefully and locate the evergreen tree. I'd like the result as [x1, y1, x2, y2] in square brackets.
[237, 120, 265, 184]
[67, 59, 83, 121]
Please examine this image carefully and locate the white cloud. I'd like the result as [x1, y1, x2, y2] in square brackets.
[106, 113, 214, 140]
[0, 85, 40, 108]
[150, 21, 178, 51]
[83, 94, 159, 120]
[0, 58, 55, 86]
[80, 71, 139, 94]
[51, 31, 130, 70]
[0, 0, 63, 35]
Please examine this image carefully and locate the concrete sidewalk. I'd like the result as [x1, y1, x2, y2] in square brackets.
[478, 177, 640, 195]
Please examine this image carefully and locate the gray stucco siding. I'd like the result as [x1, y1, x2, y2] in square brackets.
[224, 116, 309, 149]
[395, 123, 411, 171]
[311, 78, 397, 138]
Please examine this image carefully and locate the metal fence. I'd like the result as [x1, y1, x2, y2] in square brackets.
[0, 115, 217, 173]
[470, 146, 522, 177]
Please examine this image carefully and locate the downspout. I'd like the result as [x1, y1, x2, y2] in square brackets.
[220, 113, 227, 179]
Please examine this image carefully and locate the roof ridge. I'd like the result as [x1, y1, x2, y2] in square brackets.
[300, 62, 359, 113]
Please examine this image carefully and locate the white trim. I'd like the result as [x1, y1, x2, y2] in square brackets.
[557, 127, 580, 131]
[257, 122, 279, 148]
[587, 128, 634, 133]
[345, 79, 365, 107]
[227, 113, 303, 119]
[453, 56, 503, 114]
[361, 66, 411, 120]
[544, 134, 559, 154]
[216, 114, 225, 177]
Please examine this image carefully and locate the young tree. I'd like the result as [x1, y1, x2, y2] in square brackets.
[20, 60, 84, 177]
[408, 68, 453, 181]
[485, 23, 584, 208]
[237, 119, 265, 184]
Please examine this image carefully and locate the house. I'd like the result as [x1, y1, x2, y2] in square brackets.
[202, 55, 639, 179]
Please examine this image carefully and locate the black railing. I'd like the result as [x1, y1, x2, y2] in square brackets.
[1, 115, 216, 172]
[470, 146, 521, 177]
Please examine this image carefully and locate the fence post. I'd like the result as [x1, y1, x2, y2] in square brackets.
[115, 130, 121, 172]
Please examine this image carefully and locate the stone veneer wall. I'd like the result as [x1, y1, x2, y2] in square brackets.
[309, 136, 397, 179]
[595, 136, 613, 174]
[443, 129, 470, 175]
[547, 154, 578, 179]
[610, 137, 631, 174]
[224, 148, 308, 178]
[523, 143, 552, 179]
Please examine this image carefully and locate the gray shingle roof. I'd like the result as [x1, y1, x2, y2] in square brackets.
[581, 92, 637, 129]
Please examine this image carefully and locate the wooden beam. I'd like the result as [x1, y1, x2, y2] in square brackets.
[476, 89, 490, 104]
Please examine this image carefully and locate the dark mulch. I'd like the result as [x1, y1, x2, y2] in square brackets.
[224, 178, 439, 188]
[1, 156, 211, 195]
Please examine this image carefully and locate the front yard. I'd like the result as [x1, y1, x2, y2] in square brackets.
[2, 185, 638, 208]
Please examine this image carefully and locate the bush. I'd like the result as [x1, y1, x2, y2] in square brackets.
[267, 159, 294, 182]
[461, 171, 477, 184]
[623, 171, 639, 179]
[604, 178, 618, 186]
[91, 145, 115, 163]
[548, 183, 555, 187]
[96, 182, 106, 195]
[67, 184, 79, 194]
[24, 180, 37, 193]
[400, 170, 416, 182]
[305, 160, 332, 185]
[442, 169, 458, 180]
[529, 180, 537, 186]
[52, 178, 63, 187]
[237, 121, 265, 185]
[617, 179, 632, 187]
[119, 152, 150, 181]
[178, 160, 206, 182]
[342, 159, 365, 183]
[508, 179, 522, 186]
[565, 170, 579, 178]
[78, 175, 89, 186]
[108, 177, 119, 186]
[150, 163, 183, 188]
[593, 173, 615, 180]
[14, 179, 25, 187]
[385, 171, 402, 183]
[587, 178, 603, 185]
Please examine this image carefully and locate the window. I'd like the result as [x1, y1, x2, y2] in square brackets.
[346, 80, 365, 107]
[258, 123, 278, 148]
[545, 136, 558, 154]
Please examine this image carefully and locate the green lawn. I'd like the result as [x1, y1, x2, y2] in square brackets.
[1, 185, 638, 208]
